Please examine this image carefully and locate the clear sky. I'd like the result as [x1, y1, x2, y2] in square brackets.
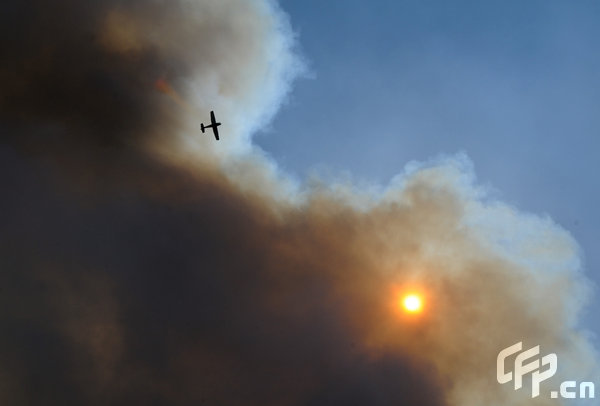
[256, 0, 600, 334]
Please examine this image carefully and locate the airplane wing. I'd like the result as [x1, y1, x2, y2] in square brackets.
[210, 110, 217, 125]
[212, 126, 220, 140]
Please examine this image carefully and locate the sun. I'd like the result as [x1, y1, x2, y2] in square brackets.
[402, 293, 423, 313]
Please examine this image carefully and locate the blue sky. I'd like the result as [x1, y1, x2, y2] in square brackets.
[256, 0, 600, 334]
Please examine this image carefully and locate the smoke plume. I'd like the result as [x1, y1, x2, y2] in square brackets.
[0, 0, 596, 405]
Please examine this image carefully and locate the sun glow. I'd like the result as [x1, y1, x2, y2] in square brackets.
[401, 293, 423, 314]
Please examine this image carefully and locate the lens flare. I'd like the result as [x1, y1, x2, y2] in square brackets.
[154, 77, 194, 113]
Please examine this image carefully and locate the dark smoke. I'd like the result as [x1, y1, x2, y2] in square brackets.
[0, 146, 445, 405]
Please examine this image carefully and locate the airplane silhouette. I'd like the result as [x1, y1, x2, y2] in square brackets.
[201, 110, 221, 140]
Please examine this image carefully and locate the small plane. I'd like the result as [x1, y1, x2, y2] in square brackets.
[201, 110, 221, 140]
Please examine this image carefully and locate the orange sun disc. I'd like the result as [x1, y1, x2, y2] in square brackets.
[402, 294, 423, 313]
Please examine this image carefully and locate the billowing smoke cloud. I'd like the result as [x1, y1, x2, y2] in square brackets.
[0, 0, 597, 405]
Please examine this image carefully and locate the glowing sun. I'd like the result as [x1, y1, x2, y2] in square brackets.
[402, 294, 423, 313]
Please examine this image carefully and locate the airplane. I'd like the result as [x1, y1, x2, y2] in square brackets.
[201, 110, 221, 140]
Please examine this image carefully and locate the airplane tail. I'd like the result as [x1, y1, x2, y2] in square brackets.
[201, 123, 206, 133]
